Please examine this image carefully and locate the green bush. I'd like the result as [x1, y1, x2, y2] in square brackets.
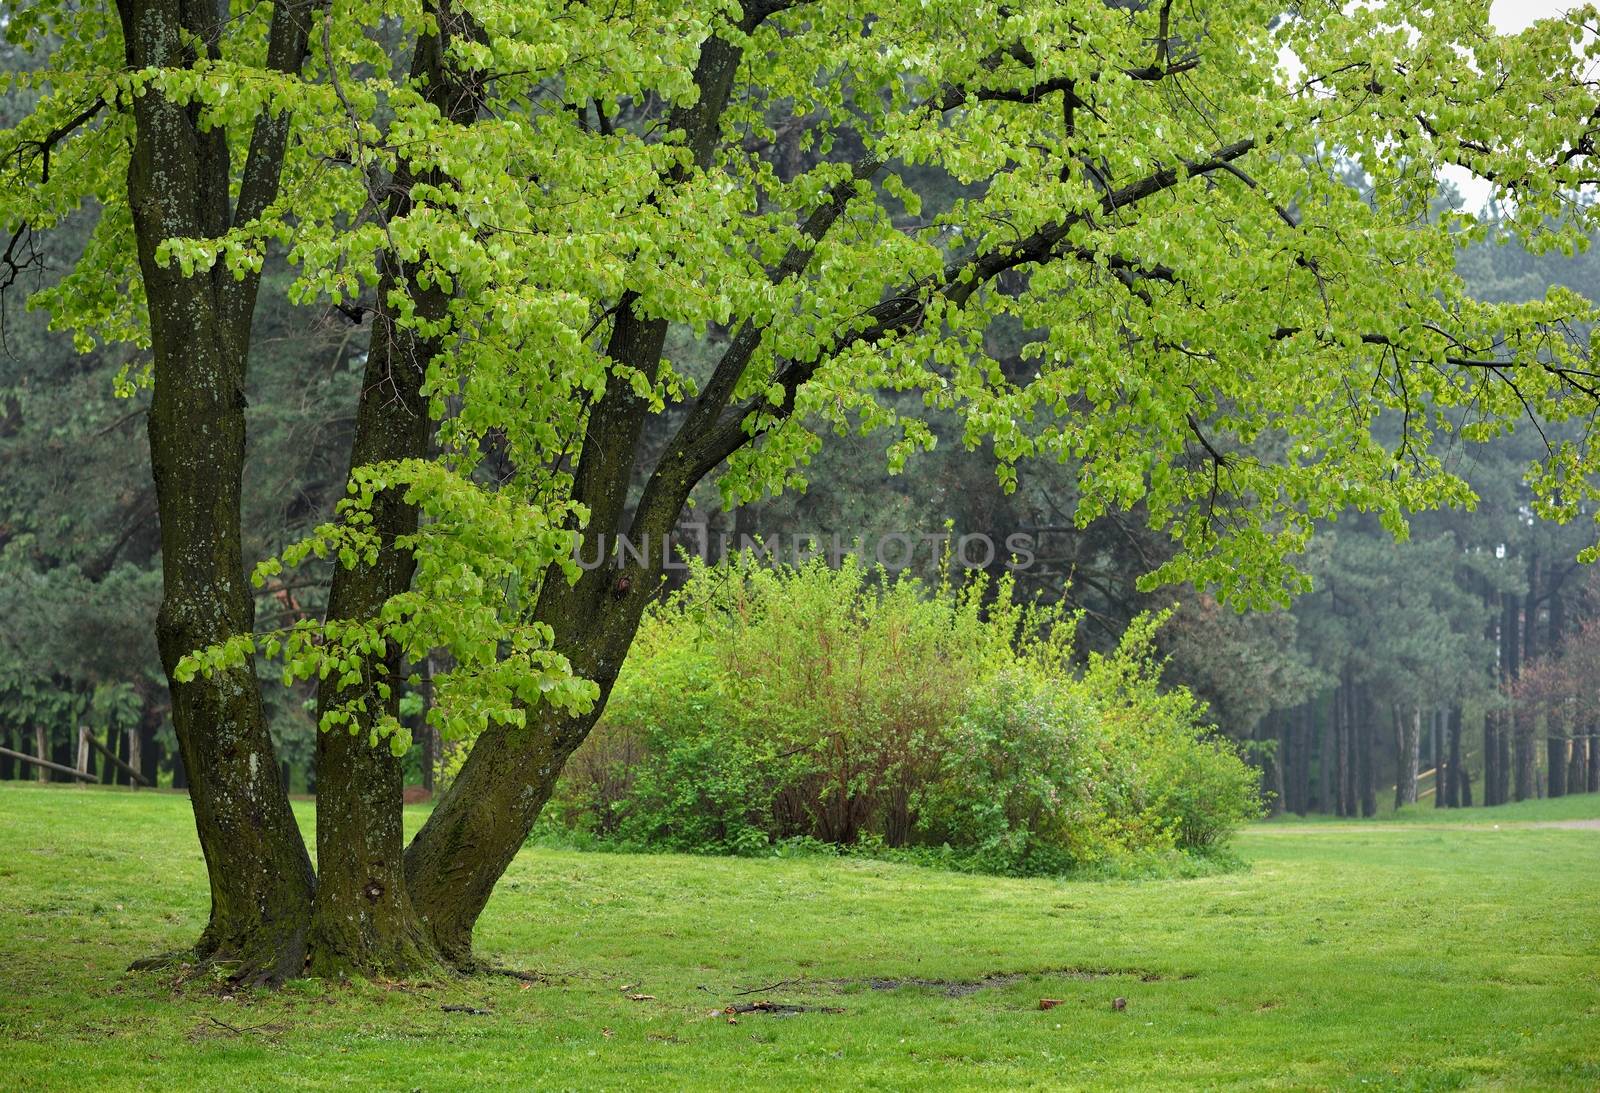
[545, 557, 1261, 874]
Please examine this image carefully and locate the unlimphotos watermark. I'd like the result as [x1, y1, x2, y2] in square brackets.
[573, 527, 1037, 572]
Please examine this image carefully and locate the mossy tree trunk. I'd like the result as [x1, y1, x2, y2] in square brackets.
[305, 13, 481, 978]
[118, 0, 316, 983]
[403, 23, 768, 965]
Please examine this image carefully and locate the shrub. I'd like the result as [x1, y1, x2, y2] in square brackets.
[546, 557, 1261, 874]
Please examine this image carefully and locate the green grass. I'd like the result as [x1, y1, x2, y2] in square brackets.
[1259, 792, 1600, 827]
[1, 785, 1596, 1090]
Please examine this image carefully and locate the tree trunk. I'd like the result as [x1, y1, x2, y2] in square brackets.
[1564, 733, 1583, 800]
[304, 13, 483, 977]
[1588, 727, 1600, 793]
[119, 0, 316, 983]
[1291, 704, 1311, 815]
[33, 725, 48, 784]
[1514, 563, 1538, 801]
[1548, 733, 1568, 798]
[125, 728, 143, 789]
[1513, 712, 1537, 801]
[304, 260, 446, 978]
[1317, 691, 1334, 813]
[1331, 684, 1344, 812]
[406, 571, 649, 965]
[138, 713, 160, 787]
[1394, 706, 1420, 809]
[1357, 688, 1377, 818]
[1440, 713, 1452, 806]
[1445, 706, 1464, 807]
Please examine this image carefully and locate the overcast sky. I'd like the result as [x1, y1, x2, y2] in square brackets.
[1445, 1, 1590, 205]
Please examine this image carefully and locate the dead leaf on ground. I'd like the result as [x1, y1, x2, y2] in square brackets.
[626, 993, 656, 1001]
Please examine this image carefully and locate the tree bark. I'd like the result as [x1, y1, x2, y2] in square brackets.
[1513, 712, 1537, 801]
[1514, 561, 1537, 801]
[402, 18, 772, 966]
[1290, 704, 1310, 814]
[304, 257, 447, 978]
[1547, 733, 1568, 798]
[1317, 691, 1334, 813]
[33, 725, 48, 784]
[1588, 727, 1600, 793]
[1445, 706, 1464, 807]
[304, 7, 483, 977]
[118, 0, 316, 983]
[1335, 681, 1352, 817]
[1357, 688, 1377, 818]
[1562, 732, 1582, 799]
[1394, 706, 1420, 809]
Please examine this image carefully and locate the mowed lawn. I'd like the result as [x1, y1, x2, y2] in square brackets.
[0, 785, 1596, 1091]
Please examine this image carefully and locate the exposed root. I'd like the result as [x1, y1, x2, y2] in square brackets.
[477, 964, 552, 983]
[128, 950, 193, 973]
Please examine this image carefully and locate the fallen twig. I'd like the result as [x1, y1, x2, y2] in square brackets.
[717, 1000, 844, 1017]
[729, 978, 803, 997]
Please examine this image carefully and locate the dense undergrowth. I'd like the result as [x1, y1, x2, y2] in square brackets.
[539, 558, 1260, 875]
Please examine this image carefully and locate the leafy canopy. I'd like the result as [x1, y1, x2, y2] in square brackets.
[5, 0, 1600, 746]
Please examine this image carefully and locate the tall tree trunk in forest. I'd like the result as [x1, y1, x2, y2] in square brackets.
[1513, 713, 1537, 800]
[1357, 688, 1377, 818]
[1545, 573, 1568, 798]
[1446, 706, 1464, 807]
[125, 728, 142, 787]
[304, 12, 482, 978]
[1335, 682, 1352, 817]
[1497, 588, 1521, 804]
[1440, 710, 1452, 812]
[99, 723, 118, 786]
[1291, 704, 1311, 815]
[1513, 558, 1537, 801]
[137, 711, 160, 786]
[50, 730, 72, 783]
[1395, 706, 1420, 809]
[1588, 728, 1600, 793]
[1317, 692, 1334, 813]
[1558, 729, 1578, 798]
[118, 0, 316, 983]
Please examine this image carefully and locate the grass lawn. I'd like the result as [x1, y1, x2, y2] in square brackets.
[1, 784, 1596, 1090]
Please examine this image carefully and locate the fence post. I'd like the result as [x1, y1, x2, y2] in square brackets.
[33, 725, 47, 784]
[76, 726, 91, 781]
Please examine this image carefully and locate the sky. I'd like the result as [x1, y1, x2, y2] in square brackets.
[1490, 0, 1572, 34]
[1445, 1, 1590, 206]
